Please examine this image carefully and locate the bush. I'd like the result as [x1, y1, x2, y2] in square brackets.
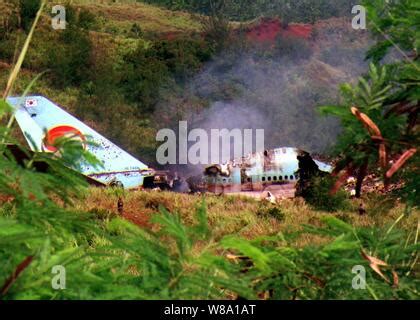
[43, 5, 97, 87]
[257, 204, 285, 221]
[394, 153, 419, 209]
[129, 23, 143, 38]
[77, 8, 98, 30]
[301, 175, 349, 212]
[47, 27, 92, 87]
[0, 37, 17, 61]
[120, 37, 213, 113]
[19, 0, 41, 32]
[0, 2, 20, 40]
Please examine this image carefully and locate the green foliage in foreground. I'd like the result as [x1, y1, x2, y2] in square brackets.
[1, 184, 418, 299]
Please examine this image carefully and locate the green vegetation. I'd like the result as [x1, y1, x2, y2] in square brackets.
[71, 0, 202, 34]
[299, 176, 350, 212]
[48, 27, 92, 87]
[0, 0, 211, 163]
[319, 0, 419, 201]
[121, 37, 214, 113]
[1, 178, 419, 299]
[143, 0, 358, 23]
[0, 0, 418, 300]
[19, 0, 41, 31]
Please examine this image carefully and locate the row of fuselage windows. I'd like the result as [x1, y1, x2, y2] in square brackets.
[219, 175, 298, 184]
[255, 175, 298, 182]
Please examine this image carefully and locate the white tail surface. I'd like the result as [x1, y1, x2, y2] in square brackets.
[7, 96, 151, 188]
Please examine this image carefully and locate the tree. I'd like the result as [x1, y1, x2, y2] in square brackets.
[319, 0, 419, 200]
[198, 0, 232, 50]
[47, 26, 93, 87]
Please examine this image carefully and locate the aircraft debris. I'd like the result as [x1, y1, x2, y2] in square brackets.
[7, 96, 344, 200]
[202, 147, 332, 199]
[264, 191, 277, 204]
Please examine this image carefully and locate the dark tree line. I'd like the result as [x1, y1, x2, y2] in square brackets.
[141, 0, 358, 22]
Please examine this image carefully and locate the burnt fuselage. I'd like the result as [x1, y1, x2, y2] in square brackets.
[203, 147, 332, 195]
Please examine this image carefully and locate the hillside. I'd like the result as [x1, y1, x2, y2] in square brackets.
[71, 0, 202, 35]
[0, 1, 369, 164]
[0, 1, 202, 158]
[0, 0, 419, 302]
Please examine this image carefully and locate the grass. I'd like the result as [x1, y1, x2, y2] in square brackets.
[72, 0, 202, 35]
[77, 188, 419, 249]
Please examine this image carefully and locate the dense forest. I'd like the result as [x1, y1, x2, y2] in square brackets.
[143, 0, 358, 22]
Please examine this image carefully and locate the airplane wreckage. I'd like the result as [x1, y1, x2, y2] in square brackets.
[200, 147, 332, 200]
[6, 96, 333, 199]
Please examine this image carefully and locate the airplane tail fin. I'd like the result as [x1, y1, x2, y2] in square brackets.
[6, 96, 151, 188]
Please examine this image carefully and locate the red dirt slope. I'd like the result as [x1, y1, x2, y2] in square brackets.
[245, 18, 312, 43]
